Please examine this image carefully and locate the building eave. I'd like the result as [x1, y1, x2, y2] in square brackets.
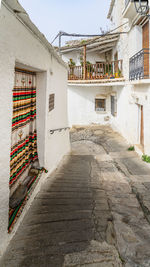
[2, 0, 67, 69]
[60, 33, 119, 54]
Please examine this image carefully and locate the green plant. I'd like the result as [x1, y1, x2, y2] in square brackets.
[80, 59, 92, 67]
[118, 69, 121, 77]
[142, 154, 150, 163]
[80, 58, 94, 73]
[69, 58, 76, 66]
[80, 40, 87, 45]
[106, 64, 112, 74]
[128, 146, 135, 151]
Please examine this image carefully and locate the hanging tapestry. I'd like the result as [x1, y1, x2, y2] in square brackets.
[10, 69, 38, 187]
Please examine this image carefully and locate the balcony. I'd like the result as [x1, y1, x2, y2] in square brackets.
[129, 48, 150, 80]
[123, 0, 137, 19]
[68, 60, 123, 82]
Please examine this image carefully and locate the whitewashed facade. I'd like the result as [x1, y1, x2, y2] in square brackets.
[108, 0, 150, 155]
[64, 49, 113, 126]
[62, 38, 122, 127]
[0, 0, 70, 255]
[62, 0, 150, 157]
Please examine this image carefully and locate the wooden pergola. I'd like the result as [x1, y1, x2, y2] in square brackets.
[60, 33, 122, 81]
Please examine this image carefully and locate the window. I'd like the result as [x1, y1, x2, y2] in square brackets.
[95, 98, 106, 112]
[49, 94, 55, 112]
[111, 95, 117, 116]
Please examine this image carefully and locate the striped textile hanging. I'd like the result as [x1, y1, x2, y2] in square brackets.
[10, 69, 38, 187]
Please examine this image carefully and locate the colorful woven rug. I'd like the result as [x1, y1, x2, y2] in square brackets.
[10, 69, 38, 188]
[8, 168, 48, 232]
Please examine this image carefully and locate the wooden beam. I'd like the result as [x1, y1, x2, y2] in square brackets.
[85, 37, 118, 49]
[83, 45, 87, 80]
[87, 43, 115, 53]
[60, 35, 119, 52]
[96, 47, 113, 54]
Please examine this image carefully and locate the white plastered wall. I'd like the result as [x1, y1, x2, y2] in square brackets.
[111, 83, 150, 154]
[109, 0, 150, 155]
[68, 85, 111, 126]
[128, 25, 142, 58]
[111, 84, 139, 143]
[0, 4, 70, 255]
[62, 51, 106, 65]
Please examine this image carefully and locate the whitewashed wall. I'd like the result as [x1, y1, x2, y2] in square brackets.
[128, 25, 142, 58]
[109, 0, 124, 29]
[62, 50, 106, 65]
[111, 84, 137, 143]
[62, 51, 81, 65]
[0, 4, 70, 255]
[111, 84, 150, 154]
[108, 0, 150, 155]
[68, 85, 111, 126]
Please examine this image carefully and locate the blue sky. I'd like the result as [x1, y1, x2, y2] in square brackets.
[19, 0, 111, 46]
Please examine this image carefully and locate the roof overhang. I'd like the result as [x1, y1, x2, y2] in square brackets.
[1, 0, 67, 69]
[60, 33, 119, 55]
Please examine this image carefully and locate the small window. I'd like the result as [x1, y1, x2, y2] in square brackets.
[95, 99, 106, 112]
[111, 95, 117, 116]
[49, 94, 55, 112]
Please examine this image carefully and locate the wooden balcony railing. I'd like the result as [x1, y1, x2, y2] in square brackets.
[68, 60, 123, 81]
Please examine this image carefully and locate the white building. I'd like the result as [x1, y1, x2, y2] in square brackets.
[0, 0, 70, 255]
[108, 0, 150, 155]
[62, 0, 150, 156]
[62, 34, 125, 126]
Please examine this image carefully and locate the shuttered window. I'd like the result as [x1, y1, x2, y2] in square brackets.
[111, 96, 117, 117]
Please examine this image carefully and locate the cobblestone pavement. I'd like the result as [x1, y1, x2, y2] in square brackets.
[1, 125, 150, 267]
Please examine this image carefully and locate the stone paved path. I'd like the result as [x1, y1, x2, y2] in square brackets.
[1, 125, 150, 267]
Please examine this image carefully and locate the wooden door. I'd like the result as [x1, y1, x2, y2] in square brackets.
[10, 69, 38, 187]
[142, 21, 149, 78]
[140, 105, 144, 147]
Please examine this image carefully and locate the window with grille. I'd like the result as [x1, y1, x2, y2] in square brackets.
[95, 99, 106, 112]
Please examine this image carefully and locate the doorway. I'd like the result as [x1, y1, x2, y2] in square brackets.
[10, 68, 38, 188]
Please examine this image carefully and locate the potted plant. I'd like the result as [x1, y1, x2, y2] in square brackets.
[118, 68, 122, 77]
[68, 58, 76, 67]
[68, 59, 76, 79]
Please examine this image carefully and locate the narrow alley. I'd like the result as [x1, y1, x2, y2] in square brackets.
[1, 126, 150, 267]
